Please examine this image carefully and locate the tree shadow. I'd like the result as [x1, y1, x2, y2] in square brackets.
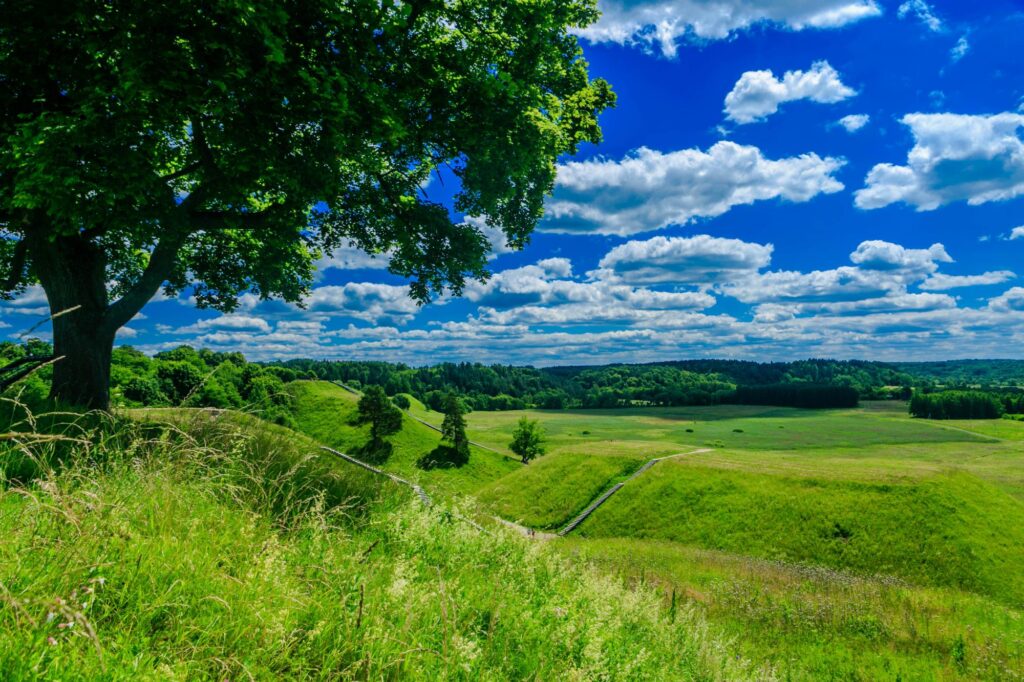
[416, 444, 468, 470]
[354, 438, 393, 465]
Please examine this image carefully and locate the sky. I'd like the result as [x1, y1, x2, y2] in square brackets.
[7, 0, 1024, 366]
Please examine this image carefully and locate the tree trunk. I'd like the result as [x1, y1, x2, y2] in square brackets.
[31, 234, 116, 410]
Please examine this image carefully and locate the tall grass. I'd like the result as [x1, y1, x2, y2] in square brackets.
[0, 408, 752, 680]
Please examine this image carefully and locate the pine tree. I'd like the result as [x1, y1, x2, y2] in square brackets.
[357, 386, 403, 457]
[441, 393, 470, 465]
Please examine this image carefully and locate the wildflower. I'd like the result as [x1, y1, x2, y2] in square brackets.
[47, 637, 57, 646]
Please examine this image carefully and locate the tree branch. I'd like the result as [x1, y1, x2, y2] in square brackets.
[103, 231, 188, 331]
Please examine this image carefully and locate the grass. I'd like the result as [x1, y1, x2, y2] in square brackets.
[475, 454, 644, 529]
[285, 381, 519, 496]
[0, 408, 751, 680]
[462, 403, 991, 459]
[578, 462, 1024, 606]
[565, 538, 1024, 681]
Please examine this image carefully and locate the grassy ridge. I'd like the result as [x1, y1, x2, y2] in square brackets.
[286, 381, 518, 496]
[0, 410, 749, 680]
[565, 538, 1024, 681]
[579, 462, 1024, 605]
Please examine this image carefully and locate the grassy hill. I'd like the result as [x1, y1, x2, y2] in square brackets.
[285, 380, 519, 496]
[0, 408, 748, 680]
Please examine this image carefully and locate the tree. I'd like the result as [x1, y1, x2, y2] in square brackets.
[357, 385, 403, 455]
[0, 1, 614, 409]
[509, 416, 545, 464]
[440, 393, 470, 464]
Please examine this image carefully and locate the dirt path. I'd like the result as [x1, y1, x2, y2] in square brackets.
[557, 448, 711, 536]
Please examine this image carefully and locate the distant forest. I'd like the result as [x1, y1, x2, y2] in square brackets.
[270, 357, 1024, 411]
[6, 340, 1024, 413]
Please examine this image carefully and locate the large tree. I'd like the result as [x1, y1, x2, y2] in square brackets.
[0, 0, 614, 408]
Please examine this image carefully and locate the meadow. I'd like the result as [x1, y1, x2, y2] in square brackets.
[402, 388, 1024, 679]
[7, 380, 1022, 679]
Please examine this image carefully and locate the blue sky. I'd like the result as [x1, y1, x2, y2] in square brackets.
[8, 0, 1024, 365]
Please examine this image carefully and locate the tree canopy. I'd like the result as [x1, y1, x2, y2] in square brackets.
[509, 416, 545, 464]
[0, 0, 614, 408]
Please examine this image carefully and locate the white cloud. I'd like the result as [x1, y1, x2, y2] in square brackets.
[578, 0, 882, 58]
[173, 314, 273, 335]
[1009, 226, 1024, 240]
[920, 271, 1015, 290]
[727, 240, 955, 304]
[306, 283, 422, 324]
[837, 114, 870, 133]
[464, 257, 716, 320]
[848, 240, 951, 273]
[594, 235, 773, 285]
[951, 35, 969, 62]
[544, 142, 845, 235]
[897, 0, 943, 32]
[0, 285, 50, 317]
[724, 61, 856, 124]
[855, 113, 1024, 211]
[315, 244, 391, 274]
[988, 287, 1024, 312]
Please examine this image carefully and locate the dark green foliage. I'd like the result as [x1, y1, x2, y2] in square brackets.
[909, 391, 1005, 420]
[509, 416, 546, 464]
[0, 0, 613, 408]
[122, 375, 166, 406]
[440, 393, 470, 465]
[357, 386, 403, 460]
[392, 394, 411, 410]
[156, 361, 204, 404]
[732, 384, 859, 409]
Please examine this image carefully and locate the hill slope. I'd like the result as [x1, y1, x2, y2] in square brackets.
[579, 460, 1024, 606]
[0, 410, 748, 680]
[286, 380, 519, 496]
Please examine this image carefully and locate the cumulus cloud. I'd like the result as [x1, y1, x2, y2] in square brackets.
[837, 114, 870, 133]
[464, 257, 715, 321]
[920, 271, 1015, 290]
[544, 142, 845, 235]
[593, 235, 773, 285]
[306, 283, 422, 324]
[849, 240, 951, 273]
[727, 240, 956, 304]
[577, 0, 881, 58]
[988, 287, 1024, 312]
[897, 0, 943, 32]
[315, 217, 516, 278]
[855, 113, 1024, 210]
[315, 244, 391, 274]
[724, 61, 856, 124]
[1009, 226, 1024, 240]
[173, 314, 273, 335]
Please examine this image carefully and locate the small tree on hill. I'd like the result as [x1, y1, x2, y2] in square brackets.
[358, 385, 403, 459]
[509, 416, 545, 464]
[441, 393, 470, 465]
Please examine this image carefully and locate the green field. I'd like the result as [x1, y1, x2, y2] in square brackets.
[409, 399, 1024, 679]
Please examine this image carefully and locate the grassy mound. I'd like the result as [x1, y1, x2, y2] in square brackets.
[476, 454, 643, 530]
[579, 461, 1024, 606]
[286, 381, 518, 496]
[0, 411, 749, 680]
